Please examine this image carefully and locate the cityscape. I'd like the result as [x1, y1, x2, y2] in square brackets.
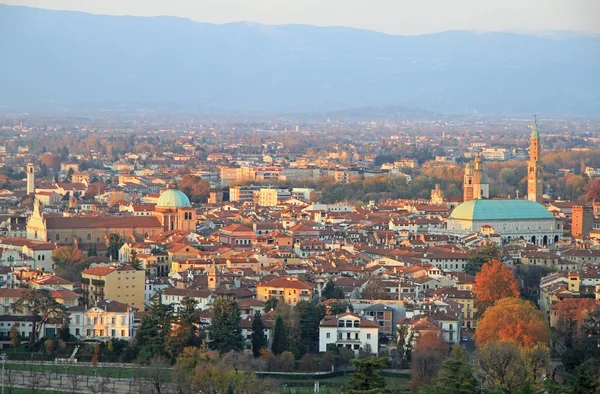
[0, 1, 600, 394]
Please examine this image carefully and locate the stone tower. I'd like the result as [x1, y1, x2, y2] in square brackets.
[207, 261, 218, 290]
[26, 163, 35, 195]
[528, 116, 543, 203]
[463, 162, 474, 202]
[572, 205, 593, 238]
[472, 155, 489, 200]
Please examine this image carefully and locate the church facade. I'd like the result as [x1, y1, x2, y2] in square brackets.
[27, 181, 196, 245]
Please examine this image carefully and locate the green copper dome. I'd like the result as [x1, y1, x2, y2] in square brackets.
[157, 181, 191, 208]
[531, 116, 540, 139]
[450, 199, 552, 221]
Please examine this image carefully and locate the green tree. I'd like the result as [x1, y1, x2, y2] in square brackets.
[136, 298, 174, 361]
[420, 346, 478, 394]
[272, 314, 287, 355]
[295, 301, 324, 350]
[328, 300, 354, 315]
[210, 298, 243, 354]
[11, 289, 68, 347]
[322, 280, 344, 299]
[264, 297, 278, 312]
[129, 249, 144, 270]
[251, 310, 267, 358]
[105, 233, 124, 261]
[87, 244, 97, 257]
[465, 243, 501, 275]
[568, 360, 599, 394]
[342, 357, 388, 394]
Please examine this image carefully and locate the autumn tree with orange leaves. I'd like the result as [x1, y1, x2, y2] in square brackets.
[472, 259, 520, 316]
[476, 297, 549, 349]
[556, 298, 599, 348]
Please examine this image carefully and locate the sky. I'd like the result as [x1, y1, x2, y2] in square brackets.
[1, 0, 599, 35]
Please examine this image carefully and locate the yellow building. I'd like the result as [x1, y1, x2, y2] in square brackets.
[257, 277, 313, 306]
[436, 282, 477, 329]
[257, 188, 278, 207]
[81, 266, 145, 310]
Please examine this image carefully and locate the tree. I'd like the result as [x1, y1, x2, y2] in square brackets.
[363, 278, 387, 300]
[341, 357, 388, 394]
[556, 298, 599, 348]
[140, 356, 172, 394]
[251, 310, 267, 357]
[264, 297, 278, 312]
[135, 299, 175, 361]
[105, 233, 124, 261]
[278, 351, 295, 372]
[178, 174, 211, 203]
[295, 301, 324, 351]
[87, 244, 98, 257]
[272, 314, 287, 355]
[465, 243, 501, 275]
[410, 334, 448, 392]
[129, 249, 144, 270]
[210, 298, 243, 354]
[476, 340, 527, 393]
[476, 298, 549, 349]
[339, 346, 355, 375]
[472, 259, 520, 316]
[11, 288, 68, 347]
[322, 280, 344, 300]
[390, 324, 413, 369]
[585, 178, 600, 203]
[419, 346, 478, 394]
[568, 359, 599, 394]
[321, 351, 335, 372]
[299, 353, 315, 373]
[327, 300, 354, 315]
[9, 323, 20, 348]
[51, 246, 88, 281]
[259, 348, 277, 373]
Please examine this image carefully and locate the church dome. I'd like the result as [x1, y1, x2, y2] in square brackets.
[450, 199, 553, 221]
[157, 181, 191, 208]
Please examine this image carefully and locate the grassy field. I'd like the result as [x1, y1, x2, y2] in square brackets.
[270, 374, 409, 393]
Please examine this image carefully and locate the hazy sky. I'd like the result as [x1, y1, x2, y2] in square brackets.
[1, 0, 599, 35]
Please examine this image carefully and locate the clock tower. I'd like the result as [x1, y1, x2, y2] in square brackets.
[527, 116, 543, 203]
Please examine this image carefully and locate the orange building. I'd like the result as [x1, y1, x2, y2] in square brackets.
[257, 277, 313, 306]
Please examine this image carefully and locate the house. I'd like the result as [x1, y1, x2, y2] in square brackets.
[69, 300, 136, 340]
[256, 277, 313, 306]
[160, 287, 216, 313]
[318, 312, 379, 355]
[81, 266, 145, 310]
[361, 303, 395, 338]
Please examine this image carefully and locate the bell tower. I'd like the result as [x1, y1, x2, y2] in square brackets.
[527, 116, 543, 203]
[26, 163, 35, 195]
[463, 162, 474, 202]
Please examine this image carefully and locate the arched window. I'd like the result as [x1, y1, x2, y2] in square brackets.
[64, 238, 69, 243]
[56, 234, 60, 241]
[87, 234, 91, 241]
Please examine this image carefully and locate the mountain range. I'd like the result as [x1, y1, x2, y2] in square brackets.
[0, 5, 599, 115]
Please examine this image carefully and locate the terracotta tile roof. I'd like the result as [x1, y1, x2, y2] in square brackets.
[81, 266, 116, 276]
[45, 216, 162, 229]
[258, 277, 313, 290]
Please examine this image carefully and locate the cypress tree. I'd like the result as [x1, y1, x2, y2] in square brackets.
[272, 314, 287, 355]
[251, 310, 267, 357]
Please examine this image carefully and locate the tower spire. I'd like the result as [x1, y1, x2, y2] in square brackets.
[527, 116, 543, 203]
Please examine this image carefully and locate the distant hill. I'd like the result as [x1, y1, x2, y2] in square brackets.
[0, 5, 599, 115]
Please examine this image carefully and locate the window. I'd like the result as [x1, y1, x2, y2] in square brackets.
[121, 330, 125, 337]
[326, 333, 330, 339]
[367, 334, 371, 339]
[75, 329, 80, 336]
[87, 234, 91, 241]
[111, 330, 116, 337]
[56, 234, 60, 241]
[345, 320, 352, 328]
[353, 344, 360, 350]
[112, 318, 116, 324]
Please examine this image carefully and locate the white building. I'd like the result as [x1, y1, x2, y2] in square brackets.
[68, 300, 136, 341]
[318, 312, 379, 355]
[444, 200, 562, 246]
[159, 288, 215, 313]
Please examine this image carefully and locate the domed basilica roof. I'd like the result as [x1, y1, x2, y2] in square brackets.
[157, 181, 191, 208]
[450, 199, 553, 221]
